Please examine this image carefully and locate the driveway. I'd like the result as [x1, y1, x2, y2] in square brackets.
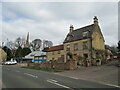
[55, 60, 119, 86]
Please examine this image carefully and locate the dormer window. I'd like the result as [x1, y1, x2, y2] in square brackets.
[66, 34, 73, 41]
[83, 31, 88, 38]
[69, 35, 73, 40]
[66, 36, 70, 41]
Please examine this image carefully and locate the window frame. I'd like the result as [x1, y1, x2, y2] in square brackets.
[74, 43, 78, 51]
[66, 44, 70, 51]
[52, 51, 54, 55]
[58, 50, 61, 54]
[83, 31, 88, 38]
[83, 41, 88, 49]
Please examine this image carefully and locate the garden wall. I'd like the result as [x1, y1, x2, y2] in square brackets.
[27, 60, 77, 70]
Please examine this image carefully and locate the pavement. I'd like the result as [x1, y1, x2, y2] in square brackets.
[2, 64, 119, 89]
[55, 60, 119, 86]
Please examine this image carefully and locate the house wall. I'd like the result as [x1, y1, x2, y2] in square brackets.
[64, 38, 91, 62]
[46, 24, 105, 66]
[47, 50, 64, 61]
[92, 26, 105, 58]
[91, 25, 105, 65]
[92, 26, 105, 50]
[0, 48, 7, 62]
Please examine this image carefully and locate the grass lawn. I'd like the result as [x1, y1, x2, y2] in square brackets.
[21, 66, 64, 72]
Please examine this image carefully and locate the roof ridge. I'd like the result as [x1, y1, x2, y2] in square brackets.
[51, 44, 63, 47]
[74, 24, 94, 31]
[48, 44, 63, 51]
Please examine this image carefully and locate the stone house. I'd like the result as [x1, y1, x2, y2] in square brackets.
[46, 16, 105, 66]
[46, 44, 64, 63]
[0, 48, 7, 62]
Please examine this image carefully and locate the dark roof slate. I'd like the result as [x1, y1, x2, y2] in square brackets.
[64, 24, 95, 43]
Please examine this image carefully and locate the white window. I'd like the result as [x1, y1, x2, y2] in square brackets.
[83, 31, 88, 38]
[83, 41, 88, 49]
[66, 44, 70, 51]
[74, 43, 78, 51]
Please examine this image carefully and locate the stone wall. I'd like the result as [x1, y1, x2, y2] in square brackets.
[27, 60, 77, 70]
[53, 62, 66, 70]
[39, 61, 52, 69]
[17, 63, 28, 67]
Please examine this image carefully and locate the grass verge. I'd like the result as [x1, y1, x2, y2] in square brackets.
[21, 66, 64, 72]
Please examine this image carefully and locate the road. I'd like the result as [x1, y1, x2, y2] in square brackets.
[2, 65, 119, 89]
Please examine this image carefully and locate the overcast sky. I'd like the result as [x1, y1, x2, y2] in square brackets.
[0, 1, 118, 46]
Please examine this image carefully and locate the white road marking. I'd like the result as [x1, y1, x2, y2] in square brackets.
[48, 79, 58, 82]
[98, 82, 120, 88]
[54, 73, 119, 88]
[47, 79, 73, 90]
[69, 77, 78, 80]
[54, 73, 78, 80]
[24, 73, 38, 78]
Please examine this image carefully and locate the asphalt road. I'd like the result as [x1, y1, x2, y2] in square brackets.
[2, 65, 119, 89]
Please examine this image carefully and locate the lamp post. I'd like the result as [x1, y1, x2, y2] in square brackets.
[118, 41, 120, 52]
[117, 41, 120, 67]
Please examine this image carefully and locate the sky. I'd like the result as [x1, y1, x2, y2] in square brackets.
[0, 0, 119, 47]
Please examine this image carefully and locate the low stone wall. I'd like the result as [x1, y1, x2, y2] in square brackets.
[66, 60, 77, 70]
[53, 63, 66, 70]
[39, 62, 52, 69]
[27, 60, 77, 70]
[17, 63, 28, 67]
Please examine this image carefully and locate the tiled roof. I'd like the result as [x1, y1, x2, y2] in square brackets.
[47, 44, 63, 52]
[64, 24, 95, 43]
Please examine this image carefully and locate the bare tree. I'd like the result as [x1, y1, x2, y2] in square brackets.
[43, 40, 48, 48]
[48, 41, 53, 47]
[30, 39, 42, 51]
[43, 40, 53, 49]
[6, 41, 15, 50]
[15, 37, 25, 48]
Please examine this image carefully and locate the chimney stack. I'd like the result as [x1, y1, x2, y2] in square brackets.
[93, 16, 98, 25]
[69, 25, 74, 32]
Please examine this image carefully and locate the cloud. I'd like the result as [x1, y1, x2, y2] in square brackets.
[2, 2, 56, 22]
[2, 18, 70, 45]
[2, 2, 118, 46]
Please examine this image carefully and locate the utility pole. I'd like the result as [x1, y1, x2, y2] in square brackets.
[118, 41, 120, 52]
[117, 41, 120, 67]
